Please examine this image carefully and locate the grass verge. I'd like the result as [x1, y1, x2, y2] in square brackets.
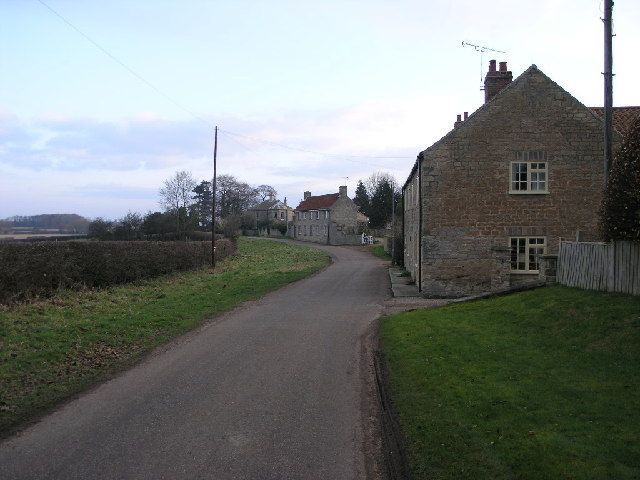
[0, 237, 329, 434]
[370, 244, 391, 261]
[380, 286, 640, 479]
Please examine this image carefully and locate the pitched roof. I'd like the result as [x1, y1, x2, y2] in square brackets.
[589, 107, 640, 136]
[252, 199, 279, 210]
[403, 64, 611, 189]
[251, 198, 291, 210]
[296, 193, 339, 211]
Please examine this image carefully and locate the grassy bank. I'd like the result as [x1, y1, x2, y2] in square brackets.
[0, 238, 329, 434]
[381, 286, 640, 479]
[370, 244, 391, 260]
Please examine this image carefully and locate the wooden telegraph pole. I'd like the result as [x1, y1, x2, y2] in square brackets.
[211, 126, 218, 268]
[603, 0, 614, 185]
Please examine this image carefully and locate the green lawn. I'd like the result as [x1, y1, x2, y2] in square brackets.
[0, 238, 329, 435]
[380, 286, 640, 479]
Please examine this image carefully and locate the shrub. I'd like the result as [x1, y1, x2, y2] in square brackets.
[601, 117, 640, 241]
[0, 239, 236, 304]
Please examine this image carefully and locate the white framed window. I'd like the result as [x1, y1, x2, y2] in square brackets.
[510, 161, 548, 194]
[280, 211, 284, 219]
[303, 212, 308, 219]
[315, 211, 320, 219]
[509, 237, 546, 272]
[324, 210, 329, 219]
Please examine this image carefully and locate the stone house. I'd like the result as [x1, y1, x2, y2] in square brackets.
[293, 186, 361, 245]
[248, 197, 294, 230]
[403, 60, 636, 298]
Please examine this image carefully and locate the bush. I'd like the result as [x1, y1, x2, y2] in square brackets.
[601, 117, 640, 241]
[0, 239, 236, 304]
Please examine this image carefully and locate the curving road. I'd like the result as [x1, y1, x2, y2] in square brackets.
[0, 242, 390, 480]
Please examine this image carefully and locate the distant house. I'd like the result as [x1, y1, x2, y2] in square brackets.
[403, 60, 636, 297]
[293, 186, 362, 245]
[248, 196, 294, 231]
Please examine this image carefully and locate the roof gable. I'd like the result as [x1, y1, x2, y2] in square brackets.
[404, 64, 611, 189]
[296, 193, 339, 210]
[252, 199, 290, 210]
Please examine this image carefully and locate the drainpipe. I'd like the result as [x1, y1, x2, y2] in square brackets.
[402, 189, 405, 270]
[418, 153, 423, 292]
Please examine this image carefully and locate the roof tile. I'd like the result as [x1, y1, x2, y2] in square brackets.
[590, 106, 640, 136]
[296, 193, 339, 210]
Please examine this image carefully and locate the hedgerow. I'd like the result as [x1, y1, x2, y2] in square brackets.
[0, 240, 235, 304]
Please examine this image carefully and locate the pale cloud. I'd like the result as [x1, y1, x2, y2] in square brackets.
[0, 90, 471, 218]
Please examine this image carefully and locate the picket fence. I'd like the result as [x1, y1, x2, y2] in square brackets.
[557, 240, 640, 295]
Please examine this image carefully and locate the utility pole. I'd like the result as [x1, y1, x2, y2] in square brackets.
[603, 0, 614, 185]
[211, 126, 218, 268]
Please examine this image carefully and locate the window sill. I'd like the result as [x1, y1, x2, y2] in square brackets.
[509, 271, 540, 275]
[508, 191, 549, 195]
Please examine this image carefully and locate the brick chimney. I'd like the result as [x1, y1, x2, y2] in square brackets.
[453, 112, 469, 129]
[484, 59, 512, 103]
[304, 191, 311, 200]
[338, 185, 347, 198]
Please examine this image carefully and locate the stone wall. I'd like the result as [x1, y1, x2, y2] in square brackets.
[404, 65, 619, 297]
[293, 210, 330, 243]
[293, 195, 360, 245]
[403, 171, 420, 286]
[328, 196, 359, 245]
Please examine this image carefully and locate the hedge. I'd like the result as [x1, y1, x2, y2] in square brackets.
[0, 239, 235, 304]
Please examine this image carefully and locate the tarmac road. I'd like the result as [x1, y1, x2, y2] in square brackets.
[0, 242, 390, 480]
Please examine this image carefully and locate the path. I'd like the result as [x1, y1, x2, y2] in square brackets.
[0, 242, 390, 480]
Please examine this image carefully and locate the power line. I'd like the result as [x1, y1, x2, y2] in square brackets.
[221, 129, 412, 160]
[37, 0, 413, 166]
[36, 0, 214, 127]
[219, 130, 401, 170]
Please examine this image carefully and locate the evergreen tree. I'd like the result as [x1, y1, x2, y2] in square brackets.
[369, 179, 394, 228]
[192, 180, 213, 230]
[353, 180, 370, 217]
[601, 117, 640, 241]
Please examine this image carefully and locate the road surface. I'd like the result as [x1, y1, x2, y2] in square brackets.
[0, 242, 390, 480]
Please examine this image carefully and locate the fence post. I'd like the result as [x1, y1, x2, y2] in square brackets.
[607, 241, 616, 292]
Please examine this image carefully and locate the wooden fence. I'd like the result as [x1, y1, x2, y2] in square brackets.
[557, 240, 640, 295]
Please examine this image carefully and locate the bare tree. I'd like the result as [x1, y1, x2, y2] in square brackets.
[216, 174, 258, 218]
[255, 184, 277, 202]
[364, 171, 396, 198]
[159, 170, 197, 237]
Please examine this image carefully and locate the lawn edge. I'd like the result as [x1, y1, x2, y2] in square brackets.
[373, 343, 413, 479]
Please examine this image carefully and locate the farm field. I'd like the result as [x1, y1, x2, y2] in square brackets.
[0, 234, 85, 240]
[380, 286, 640, 479]
[0, 238, 329, 435]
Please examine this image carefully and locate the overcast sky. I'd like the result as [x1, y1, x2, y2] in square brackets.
[1, 0, 638, 219]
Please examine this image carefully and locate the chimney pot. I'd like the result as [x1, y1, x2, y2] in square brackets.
[456, 114, 462, 121]
[484, 59, 513, 104]
[339, 185, 347, 197]
[304, 191, 311, 200]
[463, 112, 468, 120]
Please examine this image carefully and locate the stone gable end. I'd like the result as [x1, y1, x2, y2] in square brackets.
[404, 65, 618, 297]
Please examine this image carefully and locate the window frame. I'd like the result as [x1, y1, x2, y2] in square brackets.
[509, 236, 546, 273]
[509, 161, 549, 194]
